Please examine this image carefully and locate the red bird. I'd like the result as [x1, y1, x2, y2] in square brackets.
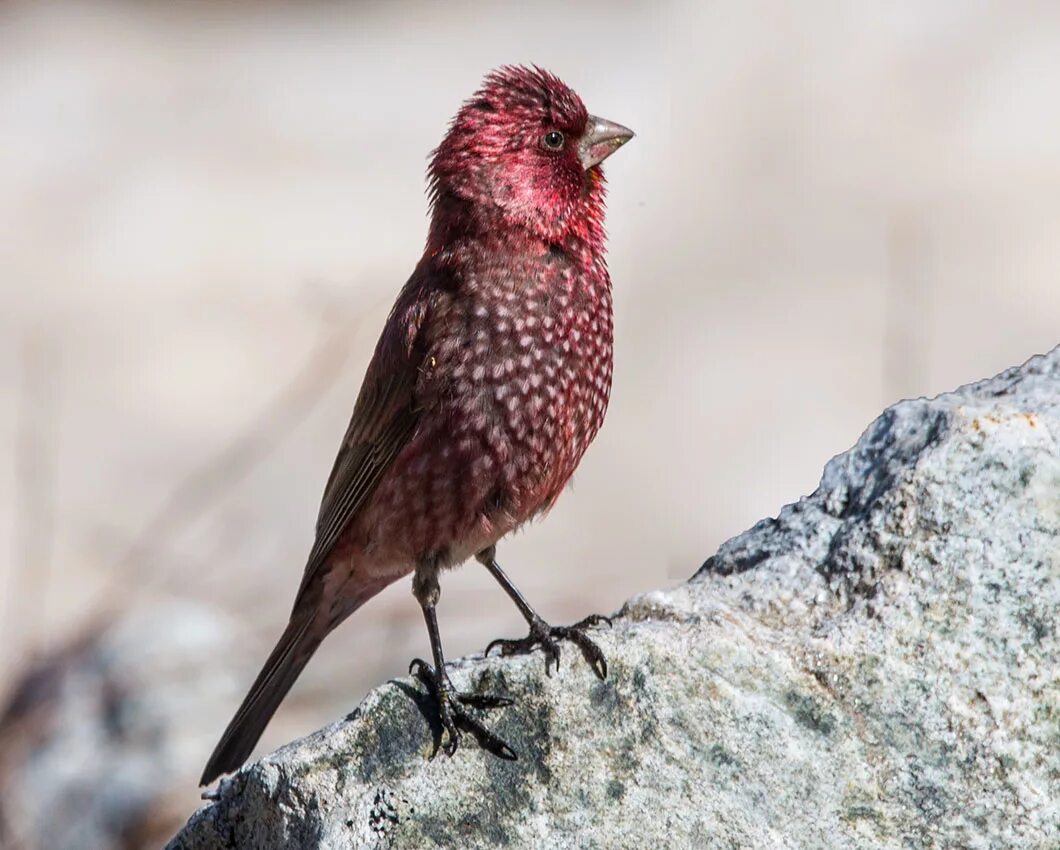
[201, 66, 633, 786]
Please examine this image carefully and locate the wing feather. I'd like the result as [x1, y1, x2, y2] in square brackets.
[291, 276, 433, 611]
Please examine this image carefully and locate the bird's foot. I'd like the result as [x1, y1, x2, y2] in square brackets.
[485, 614, 611, 679]
[408, 658, 516, 760]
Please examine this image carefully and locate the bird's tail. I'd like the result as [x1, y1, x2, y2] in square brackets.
[200, 615, 322, 786]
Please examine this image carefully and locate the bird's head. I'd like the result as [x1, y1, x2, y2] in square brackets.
[429, 66, 633, 243]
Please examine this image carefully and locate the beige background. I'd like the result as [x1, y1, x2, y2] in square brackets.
[2, 0, 1059, 776]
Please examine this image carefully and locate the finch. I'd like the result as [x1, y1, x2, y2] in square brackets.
[201, 66, 633, 786]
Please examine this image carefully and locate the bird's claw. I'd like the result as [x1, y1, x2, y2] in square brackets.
[409, 659, 516, 760]
[485, 614, 610, 680]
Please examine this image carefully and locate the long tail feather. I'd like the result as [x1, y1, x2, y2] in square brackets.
[200, 616, 321, 786]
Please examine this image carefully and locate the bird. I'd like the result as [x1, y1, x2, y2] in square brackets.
[200, 65, 633, 786]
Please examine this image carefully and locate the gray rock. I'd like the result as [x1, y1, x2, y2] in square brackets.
[167, 350, 1060, 850]
[0, 602, 248, 850]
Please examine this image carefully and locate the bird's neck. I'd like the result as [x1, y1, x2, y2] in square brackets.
[425, 186, 608, 275]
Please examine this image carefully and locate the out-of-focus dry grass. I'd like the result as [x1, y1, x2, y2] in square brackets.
[1, 1, 1059, 844]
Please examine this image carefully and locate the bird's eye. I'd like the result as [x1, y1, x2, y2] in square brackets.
[541, 130, 565, 151]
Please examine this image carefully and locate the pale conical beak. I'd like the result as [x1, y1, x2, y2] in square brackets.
[579, 115, 634, 170]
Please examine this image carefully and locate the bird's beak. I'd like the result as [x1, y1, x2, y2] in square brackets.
[579, 115, 634, 170]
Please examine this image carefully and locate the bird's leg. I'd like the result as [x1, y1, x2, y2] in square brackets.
[476, 546, 611, 679]
[408, 560, 516, 760]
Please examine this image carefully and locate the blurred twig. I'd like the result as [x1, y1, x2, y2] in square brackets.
[3, 330, 60, 670]
[87, 288, 386, 619]
[111, 318, 354, 602]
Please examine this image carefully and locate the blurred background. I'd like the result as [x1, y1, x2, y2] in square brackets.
[2, 1, 1059, 847]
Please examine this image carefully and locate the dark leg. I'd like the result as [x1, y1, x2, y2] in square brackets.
[475, 546, 611, 679]
[408, 560, 516, 760]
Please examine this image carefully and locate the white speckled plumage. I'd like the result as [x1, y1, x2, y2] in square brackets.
[201, 65, 631, 785]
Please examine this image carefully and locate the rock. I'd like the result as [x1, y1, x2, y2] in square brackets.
[0, 601, 249, 850]
[167, 350, 1060, 850]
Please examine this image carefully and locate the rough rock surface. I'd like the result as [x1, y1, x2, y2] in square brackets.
[0, 602, 247, 850]
[168, 350, 1060, 849]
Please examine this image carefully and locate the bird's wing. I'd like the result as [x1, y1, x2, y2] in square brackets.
[291, 276, 434, 612]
